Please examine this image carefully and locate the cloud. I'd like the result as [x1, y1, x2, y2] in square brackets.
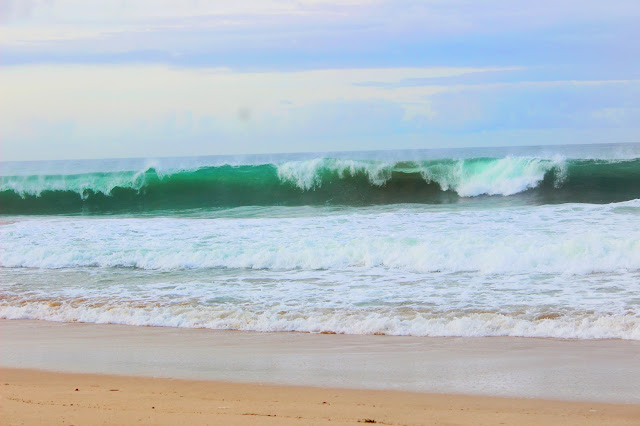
[423, 79, 640, 132]
[2, 0, 638, 71]
[1, 1, 639, 160]
[1, 64, 638, 160]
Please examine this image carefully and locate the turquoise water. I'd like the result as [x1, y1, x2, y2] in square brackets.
[2, 144, 640, 214]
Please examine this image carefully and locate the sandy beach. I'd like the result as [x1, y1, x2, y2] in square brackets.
[2, 320, 640, 424]
[3, 368, 640, 425]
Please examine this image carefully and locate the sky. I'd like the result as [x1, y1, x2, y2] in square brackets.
[1, 0, 639, 161]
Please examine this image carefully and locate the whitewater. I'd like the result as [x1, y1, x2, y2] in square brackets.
[1, 143, 640, 339]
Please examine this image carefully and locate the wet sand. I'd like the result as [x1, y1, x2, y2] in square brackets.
[1, 320, 640, 424]
[3, 368, 640, 425]
[2, 320, 640, 402]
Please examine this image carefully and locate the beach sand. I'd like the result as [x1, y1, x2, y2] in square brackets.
[3, 368, 640, 425]
[2, 320, 640, 424]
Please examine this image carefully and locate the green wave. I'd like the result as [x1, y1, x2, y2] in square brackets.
[1, 157, 639, 214]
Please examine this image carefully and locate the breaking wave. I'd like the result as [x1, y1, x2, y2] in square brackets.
[2, 156, 640, 213]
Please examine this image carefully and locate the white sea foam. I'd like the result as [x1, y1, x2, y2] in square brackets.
[420, 156, 566, 196]
[0, 168, 157, 198]
[2, 201, 640, 339]
[2, 201, 638, 274]
[275, 156, 565, 196]
[1, 298, 638, 340]
[277, 158, 393, 189]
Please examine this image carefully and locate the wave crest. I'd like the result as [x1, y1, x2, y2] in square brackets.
[1, 156, 639, 213]
[277, 158, 393, 190]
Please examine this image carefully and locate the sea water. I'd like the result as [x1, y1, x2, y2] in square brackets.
[2, 143, 639, 339]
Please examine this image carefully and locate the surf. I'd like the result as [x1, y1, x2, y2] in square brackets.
[1, 156, 640, 214]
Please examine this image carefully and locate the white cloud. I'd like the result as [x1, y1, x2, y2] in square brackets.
[0, 64, 510, 124]
[1, 1, 638, 160]
[1, 64, 638, 160]
[2, 0, 638, 48]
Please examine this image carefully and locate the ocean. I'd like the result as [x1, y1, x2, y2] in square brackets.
[2, 143, 640, 339]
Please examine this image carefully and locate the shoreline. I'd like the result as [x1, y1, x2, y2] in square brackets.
[3, 368, 640, 426]
[2, 319, 640, 403]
